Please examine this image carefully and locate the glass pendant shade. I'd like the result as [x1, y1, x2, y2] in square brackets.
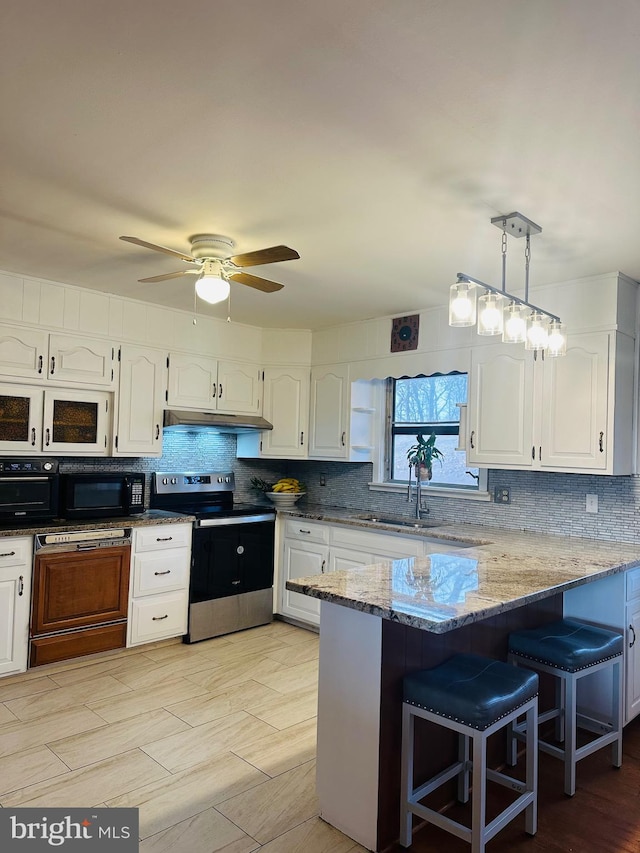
[502, 301, 527, 343]
[195, 275, 230, 305]
[477, 291, 504, 335]
[449, 281, 477, 326]
[547, 319, 566, 357]
[525, 311, 549, 351]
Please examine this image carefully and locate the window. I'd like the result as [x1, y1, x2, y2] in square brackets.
[387, 374, 480, 489]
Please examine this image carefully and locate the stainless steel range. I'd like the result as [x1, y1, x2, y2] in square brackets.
[150, 471, 276, 642]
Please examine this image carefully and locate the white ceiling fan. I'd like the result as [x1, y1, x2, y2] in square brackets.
[120, 233, 300, 304]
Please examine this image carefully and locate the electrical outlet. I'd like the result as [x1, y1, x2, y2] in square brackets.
[320, 473, 327, 487]
[586, 494, 598, 513]
[494, 486, 511, 504]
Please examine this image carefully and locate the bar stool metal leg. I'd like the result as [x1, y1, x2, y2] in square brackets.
[400, 702, 414, 847]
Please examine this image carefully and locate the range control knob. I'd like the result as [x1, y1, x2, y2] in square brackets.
[43, 462, 53, 471]
[225, 476, 231, 483]
[217, 476, 224, 483]
[162, 478, 168, 485]
[171, 478, 177, 485]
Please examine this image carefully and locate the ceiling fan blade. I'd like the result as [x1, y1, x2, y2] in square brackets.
[228, 245, 300, 267]
[228, 272, 284, 293]
[138, 270, 199, 283]
[120, 235, 194, 263]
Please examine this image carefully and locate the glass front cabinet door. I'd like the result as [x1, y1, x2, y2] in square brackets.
[43, 389, 110, 455]
[0, 385, 44, 452]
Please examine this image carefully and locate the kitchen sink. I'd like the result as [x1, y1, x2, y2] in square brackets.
[353, 513, 446, 529]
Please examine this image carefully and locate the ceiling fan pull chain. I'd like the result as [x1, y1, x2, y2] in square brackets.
[192, 284, 197, 325]
[227, 290, 232, 323]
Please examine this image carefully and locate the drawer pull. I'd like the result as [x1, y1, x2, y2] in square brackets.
[321, 559, 326, 573]
[50, 355, 55, 375]
[152, 614, 169, 621]
[630, 624, 636, 648]
[298, 529, 311, 535]
[156, 536, 173, 542]
[154, 570, 171, 576]
[231, 579, 241, 585]
[599, 431, 604, 453]
[0, 550, 16, 558]
[38, 354, 43, 374]
[469, 430, 475, 449]
[31, 427, 36, 446]
[18, 575, 24, 596]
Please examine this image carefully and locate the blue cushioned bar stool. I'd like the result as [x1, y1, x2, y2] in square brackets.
[400, 653, 539, 853]
[508, 618, 623, 796]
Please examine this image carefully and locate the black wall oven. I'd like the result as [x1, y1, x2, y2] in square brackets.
[59, 472, 145, 520]
[0, 458, 59, 522]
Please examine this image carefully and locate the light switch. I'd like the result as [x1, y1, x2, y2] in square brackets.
[586, 494, 598, 513]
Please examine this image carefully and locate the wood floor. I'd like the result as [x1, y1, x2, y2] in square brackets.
[1, 622, 640, 852]
[0, 620, 364, 853]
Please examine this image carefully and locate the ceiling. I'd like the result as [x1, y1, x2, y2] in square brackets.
[1, 0, 639, 330]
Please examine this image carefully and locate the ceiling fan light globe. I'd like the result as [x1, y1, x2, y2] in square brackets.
[195, 275, 230, 304]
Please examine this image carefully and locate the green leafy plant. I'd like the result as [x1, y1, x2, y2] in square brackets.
[406, 432, 444, 474]
[250, 477, 274, 494]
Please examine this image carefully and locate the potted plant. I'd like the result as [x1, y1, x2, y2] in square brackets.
[406, 432, 444, 481]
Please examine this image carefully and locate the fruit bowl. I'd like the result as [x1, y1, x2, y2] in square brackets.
[265, 491, 305, 507]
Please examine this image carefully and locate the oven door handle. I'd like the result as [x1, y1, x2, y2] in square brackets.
[197, 513, 275, 527]
[0, 476, 51, 482]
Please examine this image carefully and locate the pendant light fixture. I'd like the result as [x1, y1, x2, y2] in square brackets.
[448, 212, 565, 355]
[195, 260, 230, 305]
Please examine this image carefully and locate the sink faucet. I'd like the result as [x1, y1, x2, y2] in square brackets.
[407, 465, 429, 518]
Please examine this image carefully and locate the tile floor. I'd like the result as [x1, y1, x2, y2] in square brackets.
[0, 621, 366, 852]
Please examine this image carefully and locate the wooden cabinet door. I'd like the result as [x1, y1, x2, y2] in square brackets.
[0, 556, 31, 676]
[48, 334, 115, 386]
[115, 345, 166, 456]
[43, 388, 110, 455]
[281, 538, 328, 625]
[540, 332, 609, 471]
[309, 364, 349, 459]
[261, 367, 309, 458]
[167, 353, 218, 410]
[467, 343, 535, 468]
[0, 384, 43, 452]
[217, 360, 261, 414]
[0, 325, 48, 381]
[32, 545, 130, 635]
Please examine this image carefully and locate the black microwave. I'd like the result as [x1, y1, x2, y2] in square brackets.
[59, 472, 145, 519]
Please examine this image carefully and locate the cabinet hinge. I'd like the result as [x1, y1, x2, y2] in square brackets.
[260, 439, 263, 452]
[115, 435, 119, 449]
[111, 347, 115, 360]
[165, 390, 168, 402]
[105, 399, 109, 412]
[167, 355, 170, 369]
[104, 435, 107, 448]
[261, 370, 264, 382]
[118, 347, 121, 362]
[111, 368, 114, 382]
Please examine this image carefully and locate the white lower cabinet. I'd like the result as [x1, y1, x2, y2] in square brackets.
[279, 520, 432, 627]
[0, 537, 33, 677]
[564, 566, 640, 725]
[127, 523, 192, 647]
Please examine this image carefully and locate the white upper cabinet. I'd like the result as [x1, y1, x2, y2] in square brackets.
[0, 325, 115, 388]
[0, 325, 48, 380]
[115, 345, 166, 457]
[48, 334, 115, 386]
[237, 366, 309, 459]
[467, 331, 634, 474]
[167, 354, 261, 414]
[467, 344, 535, 468]
[0, 384, 110, 455]
[309, 364, 349, 459]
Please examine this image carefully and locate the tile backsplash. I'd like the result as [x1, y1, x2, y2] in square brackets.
[60, 430, 640, 544]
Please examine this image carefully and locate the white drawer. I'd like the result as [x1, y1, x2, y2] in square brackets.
[0, 537, 32, 568]
[132, 550, 190, 597]
[626, 567, 640, 602]
[134, 523, 192, 553]
[129, 591, 188, 645]
[331, 524, 424, 558]
[283, 519, 329, 544]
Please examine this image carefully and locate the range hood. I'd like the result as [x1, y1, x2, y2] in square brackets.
[163, 410, 273, 433]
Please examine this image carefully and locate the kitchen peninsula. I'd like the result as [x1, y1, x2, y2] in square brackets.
[286, 522, 640, 852]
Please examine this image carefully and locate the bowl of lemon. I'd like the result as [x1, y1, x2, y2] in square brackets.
[265, 478, 306, 507]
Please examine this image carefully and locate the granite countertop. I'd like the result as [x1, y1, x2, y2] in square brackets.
[283, 504, 640, 633]
[0, 510, 194, 537]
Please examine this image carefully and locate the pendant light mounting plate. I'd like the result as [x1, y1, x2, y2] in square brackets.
[490, 212, 542, 238]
